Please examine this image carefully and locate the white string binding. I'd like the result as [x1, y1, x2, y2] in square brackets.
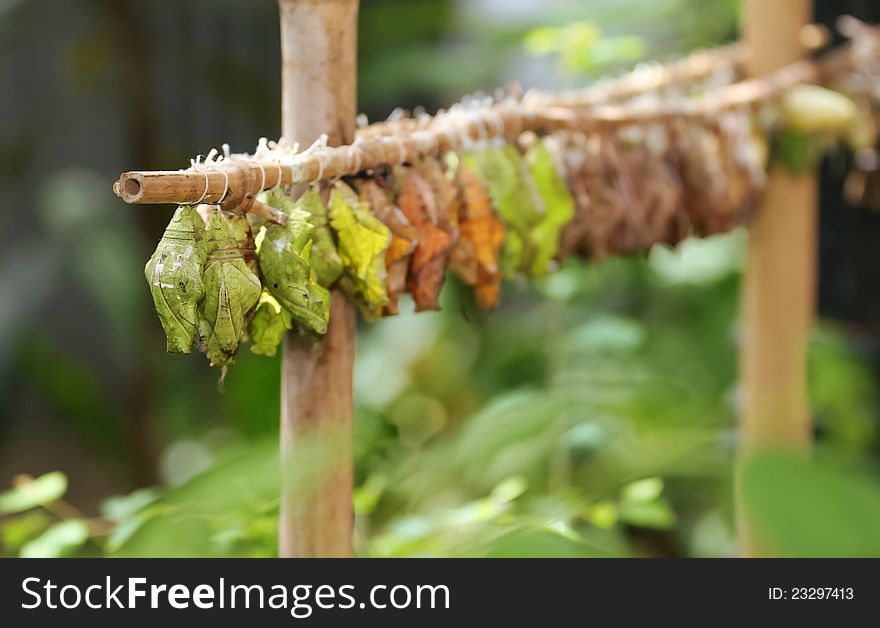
[300, 135, 329, 183]
[205, 165, 230, 204]
[316, 151, 327, 181]
[248, 138, 272, 195]
[272, 159, 284, 192]
[191, 156, 211, 204]
[347, 138, 363, 175]
[195, 172, 210, 204]
[282, 142, 301, 188]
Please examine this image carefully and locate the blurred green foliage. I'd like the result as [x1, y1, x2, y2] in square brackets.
[7, 226, 880, 557]
[742, 453, 880, 557]
[524, 22, 646, 75]
[346, 235, 743, 557]
[2, 0, 879, 558]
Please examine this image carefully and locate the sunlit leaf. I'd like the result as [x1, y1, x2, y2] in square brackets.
[648, 230, 745, 285]
[618, 500, 676, 530]
[100, 488, 160, 522]
[621, 477, 664, 503]
[0, 472, 68, 515]
[20, 520, 89, 558]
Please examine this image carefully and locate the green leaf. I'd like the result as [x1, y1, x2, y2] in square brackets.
[772, 128, 829, 175]
[20, 520, 90, 558]
[1, 511, 52, 551]
[248, 292, 293, 357]
[0, 472, 68, 514]
[199, 210, 262, 366]
[257, 197, 330, 336]
[485, 529, 603, 558]
[523, 22, 644, 76]
[105, 513, 153, 554]
[618, 500, 676, 530]
[144, 205, 207, 353]
[329, 181, 391, 311]
[567, 316, 647, 354]
[112, 440, 281, 557]
[100, 488, 160, 521]
[742, 453, 880, 557]
[621, 477, 664, 503]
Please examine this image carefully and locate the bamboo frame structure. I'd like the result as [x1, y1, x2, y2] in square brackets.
[525, 43, 744, 108]
[737, 0, 816, 558]
[113, 30, 866, 211]
[276, 0, 359, 558]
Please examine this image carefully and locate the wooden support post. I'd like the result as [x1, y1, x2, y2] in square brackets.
[738, 0, 815, 557]
[277, 0, 359, 558]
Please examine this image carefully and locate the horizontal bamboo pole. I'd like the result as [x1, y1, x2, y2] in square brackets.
[113, 28, 871, 208]
[530, 43, 744, 108]
[359, 43, 745, 139]
[533, 23, 831, 110]
[113, 107, 577, 205]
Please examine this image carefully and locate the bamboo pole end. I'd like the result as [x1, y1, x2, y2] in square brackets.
[114, 173, 145, 204]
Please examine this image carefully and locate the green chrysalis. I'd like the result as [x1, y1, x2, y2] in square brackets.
[257, 195, 331, 336]
[144, 205, 207, 354]
[199, 210, 262, 366]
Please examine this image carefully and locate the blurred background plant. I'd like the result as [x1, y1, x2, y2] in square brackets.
[1, 0, 879, 558]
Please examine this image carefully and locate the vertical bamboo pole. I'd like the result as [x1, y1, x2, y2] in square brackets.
[738, 0, 815, 557]
[278, 0, 359, 558]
